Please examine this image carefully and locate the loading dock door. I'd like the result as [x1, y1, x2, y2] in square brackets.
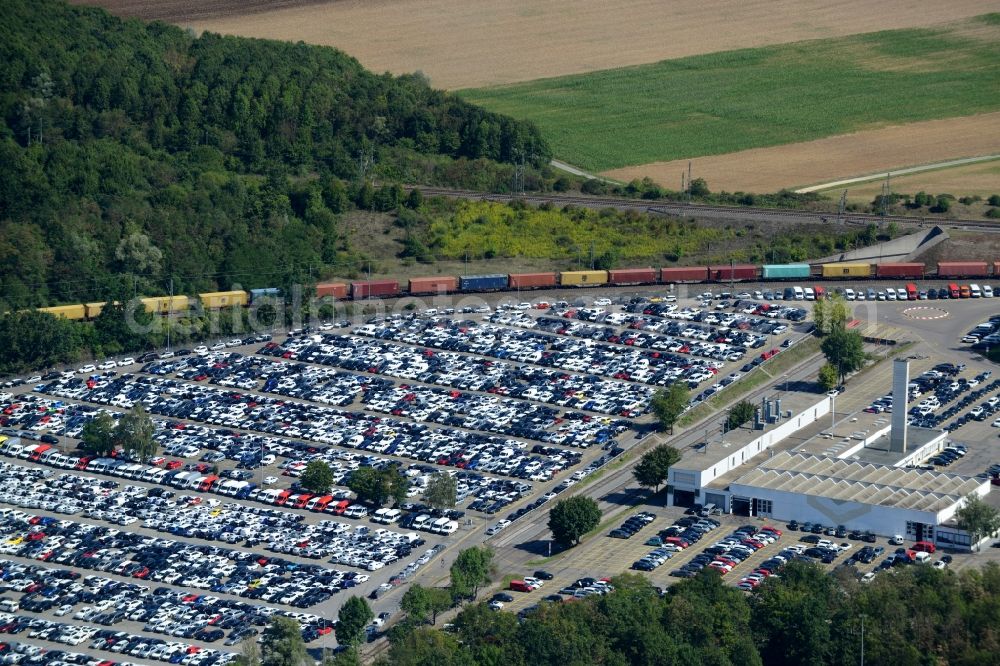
[732, 497, 752, 517]
[673, 490, 696, 507]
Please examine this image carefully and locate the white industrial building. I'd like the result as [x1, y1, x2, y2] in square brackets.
[728, 451, 988, 545]
[666, 360, 992, 549]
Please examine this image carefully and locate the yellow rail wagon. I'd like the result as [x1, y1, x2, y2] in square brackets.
[820, 263, 873, 279]
[559, 270, 609, 286]
[198, 291, 249, 308]
[140, 295, 190, 314]
[38, 304, 86, 320]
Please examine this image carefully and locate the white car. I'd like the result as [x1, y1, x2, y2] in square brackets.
[889, 535, 904, 545]
[117, 358, 135, 367]
[263, 476, 278, 485]
[486, 520, 511, 536]
[98, 360, 116, 370]
[210, 343, 226, 351]
[193, 346, 208, 355]
[593, 298, 612, 307]
[488, 600, 504, 611]
[77, 365, 96, 374]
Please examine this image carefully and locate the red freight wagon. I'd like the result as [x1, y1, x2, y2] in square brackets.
[508, 272, 558, 289]
[608, 268, 657, 285]
[708, 264, 757, 281]
[994, 261, 1000, 276]
[351, 280, 400, 299]
[937, 261, 989, 278]
[315, 282, 348, 299]
[660, 267, 709, 283]
[875, 263, 924, 278]
[408, 276, 458, 295]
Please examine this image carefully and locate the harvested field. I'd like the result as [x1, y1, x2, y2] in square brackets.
[465, 18, 1000, 171]
[603, 113, 1000, 195]
[73, 1, 1000, 90]
[818, 159, 1000, 203]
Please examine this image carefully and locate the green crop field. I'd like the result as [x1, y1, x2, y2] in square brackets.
[459, 15, 1000, 172]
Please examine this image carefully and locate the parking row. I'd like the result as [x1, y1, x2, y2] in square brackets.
[1, 419, 538, 533]
[147, 350, 627, 451]
[263, 329, 652, 417]
[35, 373, 574, 483]
[0, 461, 414, 603]
[0, 638, 137, 666]
[0, 558, 334, 651]
[353, 316, 697, 398]
[0, 610, 236, 665]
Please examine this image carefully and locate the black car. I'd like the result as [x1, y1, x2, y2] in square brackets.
[533, 570, 554, 581]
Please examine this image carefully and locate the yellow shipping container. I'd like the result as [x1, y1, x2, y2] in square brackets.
[140, 295, 190, 314]
[85, 302, 107, 319]
[199, 291, 249, 308]
[38, 304, 86, 320]
[820, 263, 872, 279]
[560, 270, 609, 286]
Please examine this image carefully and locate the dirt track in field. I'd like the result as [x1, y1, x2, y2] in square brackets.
[821, 160, 1000, 203]
[73, 0, 999, 90]
[601, 113, 1000, 194]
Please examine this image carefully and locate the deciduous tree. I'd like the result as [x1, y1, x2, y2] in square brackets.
[80, 412, 116, 457]
[300, 460, 333, 495]
[548, 496, 601, 548]
[726, 400, 756, 431]
[632, 444, 681, 492]
[336, 596, 374, 648]
[347, 464, 409, 507]
[821, 328, 866, 383]
[401, 584, 431, 624]
[449, 546, 493, 601]
[115, 404, 155, 462]
[954, 493, 1000, 551]
[818, 363, 839, 392]
[261, 616, 309, 666]
[424, 472, 457, 510]
[650, 382, 689, 434]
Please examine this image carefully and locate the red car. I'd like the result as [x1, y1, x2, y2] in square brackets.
[165, 460, 182, 470]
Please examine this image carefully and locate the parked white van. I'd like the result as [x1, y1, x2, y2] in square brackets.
[792, 286, 804, 300]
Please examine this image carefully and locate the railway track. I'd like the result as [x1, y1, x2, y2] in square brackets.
[413, 186, 1000, 232]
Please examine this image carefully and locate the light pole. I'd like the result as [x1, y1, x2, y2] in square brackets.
[831, 394, 836, 429]
[860, 614, 865, 666]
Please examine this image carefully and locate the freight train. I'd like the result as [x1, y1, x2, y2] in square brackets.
[32, 261, 1000, 320]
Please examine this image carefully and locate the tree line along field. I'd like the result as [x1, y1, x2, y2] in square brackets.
[460, 15, 1000, 173]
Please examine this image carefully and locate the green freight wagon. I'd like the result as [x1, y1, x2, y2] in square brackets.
[761, 264, 811, 280]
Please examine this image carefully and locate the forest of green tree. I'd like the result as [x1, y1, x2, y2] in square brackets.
[0, 0, 549, 311]
[372, 563, 1000, 666]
